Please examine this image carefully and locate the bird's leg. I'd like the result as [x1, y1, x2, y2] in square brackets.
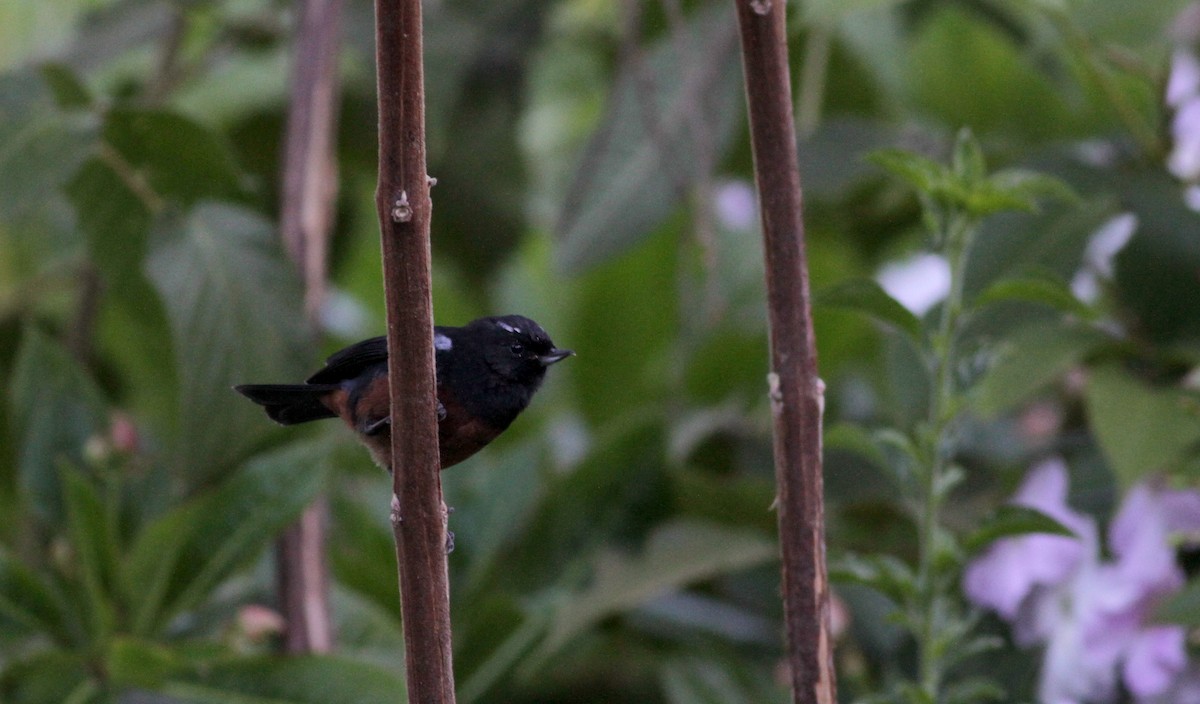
[363, 416, 390, 436]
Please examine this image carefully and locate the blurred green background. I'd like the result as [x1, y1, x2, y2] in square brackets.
[1, 0, 1198, 701]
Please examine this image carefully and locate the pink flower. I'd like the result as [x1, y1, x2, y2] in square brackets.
[964, 458, 1200, 703]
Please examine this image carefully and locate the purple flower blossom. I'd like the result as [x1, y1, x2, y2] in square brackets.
[964, 458, 1200, 703]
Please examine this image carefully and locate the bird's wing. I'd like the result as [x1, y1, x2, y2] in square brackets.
[306, 336, 388, 384]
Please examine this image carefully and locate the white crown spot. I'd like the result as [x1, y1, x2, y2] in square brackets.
[434, 333, 453, 350]
[497, 321, 521, 334]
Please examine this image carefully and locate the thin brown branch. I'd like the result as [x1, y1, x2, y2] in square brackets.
[375, 0, 456, 700]
[733, 1, 835, 702]
[275, 0, 344, 655]
[280, 0, 344, 320]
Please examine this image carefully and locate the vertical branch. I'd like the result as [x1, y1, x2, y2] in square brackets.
[276, 0, 344, 654]
[732, 1, 836, 702]
[375, 0, 456, 701]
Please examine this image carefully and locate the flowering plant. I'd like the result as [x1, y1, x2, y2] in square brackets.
[967, 458, 1200, 703]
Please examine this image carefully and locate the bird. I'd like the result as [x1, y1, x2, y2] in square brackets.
[235, 315, 572, 471]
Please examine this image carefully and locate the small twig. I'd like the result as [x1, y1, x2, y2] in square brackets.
[375, 0, 457, 700]
[733, 1, 836, 702]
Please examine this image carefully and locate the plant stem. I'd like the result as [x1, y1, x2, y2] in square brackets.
[916, 213, 972, 698]
[734, 1, 836, 702]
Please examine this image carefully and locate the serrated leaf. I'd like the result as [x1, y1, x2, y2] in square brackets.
[538, 520, 775, 656]
[829, 553, 916, 605]
[124, 440, 330, 634]
[1085, 364, 1200, 485]
[555, 6, 744, 272]
[963, 505, 1077, 555]
[815, 278, 924, 341]
[146, 203, 311, 481]
[159, 655, 405, 704]
[973, 275, 1093, 319]
[868, 148, 953, 197]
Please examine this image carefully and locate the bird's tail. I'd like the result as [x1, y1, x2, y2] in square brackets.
[234, 384, 339, 425]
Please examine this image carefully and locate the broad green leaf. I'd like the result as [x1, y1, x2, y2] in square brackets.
[0, 70, 97, 222]
[146, 203, 311, 481]
[815, 278, 923, 341]
[102, 108, 242, 205]
[67, 158, 152, 292]
[330, 484, 406, 619]
[124, 440, 331, 634]
[159, 655, 405, 704]
[1085, 365, 1200, 484]
[962, 505, 1076, 555]
[8, 327, 106, 521]
[1116, 174, 1200, 345]
[555, 6, 744, 272]
[972, 323, 1106, 416]
[973, 275, 1093, 319]
[538, 520, 775, 657]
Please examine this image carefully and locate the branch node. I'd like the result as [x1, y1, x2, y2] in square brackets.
[427, 175, 438, 188]
[767, 371, 784, 404]
[749, 0, 772, 15]
[391, 191, 413, 222]
[390, 494, 403, 526]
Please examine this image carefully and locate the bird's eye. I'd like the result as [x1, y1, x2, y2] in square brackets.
[510, 342, 524, 356]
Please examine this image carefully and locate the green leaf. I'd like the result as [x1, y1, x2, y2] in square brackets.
[951, 128, 987, 185]
[159, 655, 405, 704]
[61, 470, 119, 643]
[146, 203, 311, 481]
[0, 70, 97, 222]
[101, 108, 243, 205]
[963, 505, 1077, 555]
[8, 328, 107, 521]
[867, 148, 954, 198]
[538, 520, 775, 657]
[1085, 365, 1200, 484]
[829, 553, 916, 605]
[973, 275, 1094, 319]
[1155, 577, 1200, 626]
[124, 440, 331, 634]
[0, 651, 95, 704]
[972, 323, 1106, 416]
[815, 278, 924, 341]
[555, 6, 744, 272]
[660, 656, 787, 704]
[106, 637, 182, 690]
[0, 548, 77, 644]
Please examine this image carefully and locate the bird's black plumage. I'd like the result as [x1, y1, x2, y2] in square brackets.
[235, 315, 571, 470]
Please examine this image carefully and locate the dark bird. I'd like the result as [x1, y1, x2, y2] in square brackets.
[235, 315, 572, 470]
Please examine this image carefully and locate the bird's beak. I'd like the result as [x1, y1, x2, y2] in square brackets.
[539, 348, 574, 366]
